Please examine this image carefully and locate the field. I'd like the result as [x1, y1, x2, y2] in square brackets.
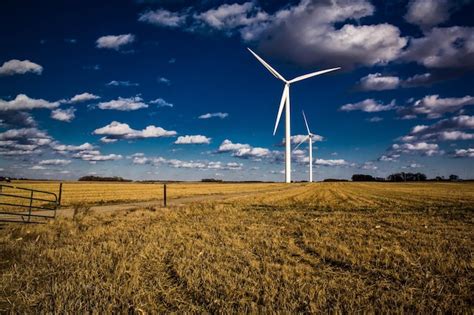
[1, 182, 473, 313]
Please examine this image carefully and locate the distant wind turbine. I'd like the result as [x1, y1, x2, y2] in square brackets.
[247, 48, 340, 183]
[294, 111, 316, 182]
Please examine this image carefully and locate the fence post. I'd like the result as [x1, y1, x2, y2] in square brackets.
[58, 183, 63, 207]
[28, 190, 33, 223]
[163, 184, 167, 207]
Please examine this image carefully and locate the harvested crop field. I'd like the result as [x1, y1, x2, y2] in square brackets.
[1, 182, 473, 313]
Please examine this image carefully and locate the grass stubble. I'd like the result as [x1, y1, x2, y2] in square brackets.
[0, 182, 473, 313]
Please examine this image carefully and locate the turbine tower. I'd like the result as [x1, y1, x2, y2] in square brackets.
[294, 111, 315, 182]
[247, 48, 340, 183]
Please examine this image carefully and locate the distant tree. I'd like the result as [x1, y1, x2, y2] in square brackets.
[387, 172, 427, 182]
[201, 178, 223, 182]
[351, 174, 375, 182]
[449, 174, 459, 181]
[78, 176, 131, 182]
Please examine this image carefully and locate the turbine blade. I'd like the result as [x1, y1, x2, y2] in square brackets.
[289, 67, 341, 84]
[293, 135, 309, 152]
[273, 85, 288, 135]
[247, 48, 286, 82]
[302, 110, 311, 134]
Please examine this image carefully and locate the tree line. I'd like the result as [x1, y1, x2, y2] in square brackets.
[351, 173, 460, 182]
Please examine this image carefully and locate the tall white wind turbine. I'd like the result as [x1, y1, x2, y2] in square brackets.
[294, 111, 316, 182]
[247, 48, 340, 183]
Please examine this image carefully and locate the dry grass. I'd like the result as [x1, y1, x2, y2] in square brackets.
[1, 182, 473, 313]
[1, 181, 282, 208]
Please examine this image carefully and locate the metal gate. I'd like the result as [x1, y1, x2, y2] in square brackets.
[0, 183, 62, 223]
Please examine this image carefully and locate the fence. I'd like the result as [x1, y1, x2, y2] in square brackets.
[0, 183, 62, 223]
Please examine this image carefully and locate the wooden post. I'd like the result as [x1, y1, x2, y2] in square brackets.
[163, 184, 167, 207]
[58, 183, 63, 207]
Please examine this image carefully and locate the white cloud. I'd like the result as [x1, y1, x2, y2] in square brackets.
[403, 27, 474, 69]
[73, 151, 122, 162]
[132, 155, 243, 170]
[106, 80, 139, 87]
[217, 139, 278, 161]
[0, 59, 43, 76]
[195, 2, 269, 31]
[157, 77, 171, 85]
[96, 34, 135, 50]
[453, 148, 474, 158]
[98, 96, 148, 111]
[139, 0, 406, 69]
[52, 142, 94, 152]
[315, 159, 348, 166]
[399, 95, 474, 119]
[357, 73, 400, 91]
[0, 128, 52, 156]
[399, 115, 474, 143]
[39, 159, 71, 166]
[217, 139, 249, 152]
[99, 137, 118, 143]
[139, 9, 187, 27]
[0, 94, 59, 111]
[367, 116, 383, 122]
[30, 165, 46, 170]
[405, 0, 452, 30]
[175, 135, 211, 144]
[150, 98, 173, 107]
[198, 112, 228, 119]
[50, 108, 76, 122]
[251, 1, 407, 68]
[340, 99, 396, 112]
[68, 92, 100, 103]
[93, 121, 177, 140]
[392, 142, 440, 156]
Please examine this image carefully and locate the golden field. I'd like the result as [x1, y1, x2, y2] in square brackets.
[1, 182, 473, 313]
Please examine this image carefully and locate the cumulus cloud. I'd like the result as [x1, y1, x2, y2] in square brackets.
[403, 27, 474, 69]
[0, 59, 43, 76]
[99, 137, 118, 143]
[93, 121, 177, 140]
[96, 34, 135, 50]
[73, 151, 122, 162]
[139, 0, 406, 69]
[106, 80, 139, 87]
[398, 95, 474, 119]
[0, 128, 52, 156]
[392, 142, 441, 156]
[315, 159, 348, 166]
[217, 139, 279, 161]
[0, 111, 36, 128]
[357, 73, 400, 91]
[405, 0, 452, 30]
[68, 92, 100, 103]
[52, 142, 94, 152]
[198, 112, 228, 119]
[139, 9, 187, 27]
[340, 99, 396, 112]
[399, 115, 474, 143]
[453, 148, 474, 158]
[132, 155, 243, 170]
[195, 2, 269, 32]
[50, 108, 76, 122]
[39, 159, 71, 166]
[97, 96, 148, 111]
[279, 134, 324, 147]
[174, 135, 211, 144]
[0, 94, 59, 111]
[150, 98, 173, 107]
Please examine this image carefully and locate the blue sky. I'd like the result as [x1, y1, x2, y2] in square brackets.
[0, 0, 473, 181]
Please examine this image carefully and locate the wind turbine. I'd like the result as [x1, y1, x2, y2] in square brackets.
[294, 111, 316, 182]
[247, 48, 340, 183]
